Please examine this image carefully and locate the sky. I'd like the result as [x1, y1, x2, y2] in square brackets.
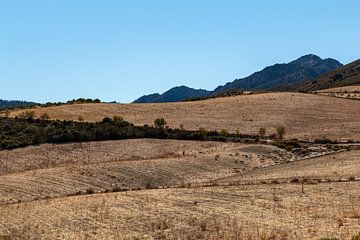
[1, 0, 360, 103]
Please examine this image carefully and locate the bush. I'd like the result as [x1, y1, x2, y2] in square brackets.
[113, 115, 124, 122]
[276, 127, 285, 139]
[220, 129, 229, 136]
[259, 127, 266, 137]
[154, 118, 167, 128]
[40, 113, 50, 120]
[86, 187, 95, 194]
[18, 110, 36, 119]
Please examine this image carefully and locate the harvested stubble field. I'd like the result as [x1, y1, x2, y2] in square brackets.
[0, 139, 360, 239]
[7, 92, 360, 141]
[218, 149, 360, 185]
[1, 182, 360, 240]
[0, 140, 292, 205]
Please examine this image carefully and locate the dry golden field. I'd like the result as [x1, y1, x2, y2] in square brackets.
[7, 92, 360, 141]
[317, 86, 360, 93]
[1, 181, 360, 239]
[1, 93, 360, 240]
[0, 140, 292, 206]
[315, 86, 360, 100]
[0, 138, 360, 239]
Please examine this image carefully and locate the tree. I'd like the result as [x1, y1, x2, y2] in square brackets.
[259, 127, 266, 137]
[220, 129, 229, 136]
[113, 115, 124, 122]
[78, 115, 84, 122]
[276, 127, 285, 139]
[154, 118, 167, 128]
[19, 110, 36, 119]
[40, 113, 50, 120]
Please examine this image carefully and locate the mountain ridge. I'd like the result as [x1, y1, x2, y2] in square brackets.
[279, 58, 360, 92]
[133, 86, 211, 103]
[133, 54, 343, 103]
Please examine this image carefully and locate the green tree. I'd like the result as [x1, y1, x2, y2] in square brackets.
[276, 127, 285, 139]
[154, 118, 167, 128]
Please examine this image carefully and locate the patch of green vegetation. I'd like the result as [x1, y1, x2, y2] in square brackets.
[0, 116, 267, 150]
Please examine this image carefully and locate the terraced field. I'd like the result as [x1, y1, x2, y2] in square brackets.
[7, 92, 360, 141]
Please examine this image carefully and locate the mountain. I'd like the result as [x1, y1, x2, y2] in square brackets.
[213, 54, 342, 94]
[0, 99, 38, 110]
[133, 86, 211, 103]
[134, 54, 342, 103]
[284, 58, 360, 92]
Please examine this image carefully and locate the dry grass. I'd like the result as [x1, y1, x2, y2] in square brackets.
[0, 139, 234, 176]
[7, 92, 360, 141]
[317, 86, 360, 93]
[1, 182, 359, 239]
[316, 86, 360, 100]
[219, 150, 360, 184]
[0, 141, 292, 205]
[1, 92, 360, 239]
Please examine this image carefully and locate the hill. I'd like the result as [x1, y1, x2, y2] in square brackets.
[133, 86, 211, 103]
[282, 58, 360, 92]
[134, 54, 342, 103]
[7, 92, 360, 141]
[0, 99, 37, 110]
[213, 54, 342, 94]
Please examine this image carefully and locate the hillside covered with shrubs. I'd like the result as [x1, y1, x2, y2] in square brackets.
[0, 116, 265, 150]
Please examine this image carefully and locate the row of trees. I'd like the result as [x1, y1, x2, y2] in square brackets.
[0, 114, 288, 150]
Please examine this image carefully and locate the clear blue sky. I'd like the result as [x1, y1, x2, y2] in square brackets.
[1, 0, 360, 103]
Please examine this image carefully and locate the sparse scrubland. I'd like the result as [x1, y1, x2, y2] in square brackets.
[0, 91, 360, 240]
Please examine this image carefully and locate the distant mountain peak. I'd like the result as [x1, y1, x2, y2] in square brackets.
[133, 54, 343, 103]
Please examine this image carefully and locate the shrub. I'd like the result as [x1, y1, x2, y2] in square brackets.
[220, 129, 229, 136]
[154, 118, 167, 128]
[113, 115, 124, 122]
[40, 112, 50, 120]
[86, 187, 95, 194]
[198, 128, 208, 138]
[259, 127, 266, 137]
[18, 110, 36, 119]
[276, 127, 285, 139]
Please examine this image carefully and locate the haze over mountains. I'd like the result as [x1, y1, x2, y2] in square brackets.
[134, 54, 343, 103]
